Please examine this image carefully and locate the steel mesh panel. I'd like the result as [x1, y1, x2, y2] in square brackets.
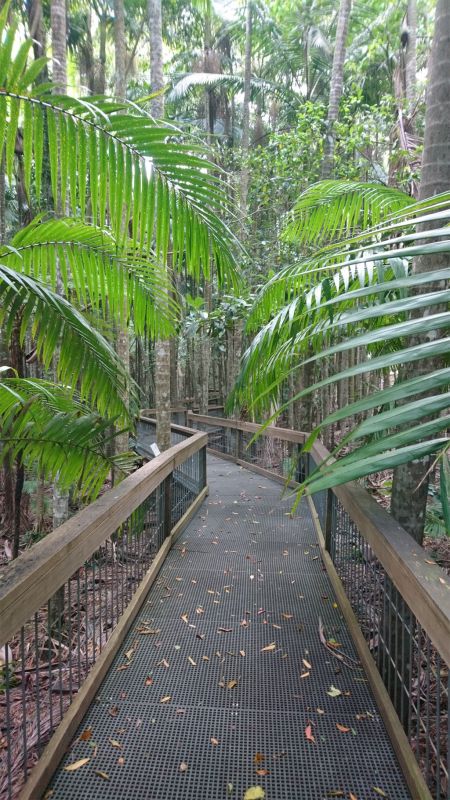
[47, 456, 411, 800]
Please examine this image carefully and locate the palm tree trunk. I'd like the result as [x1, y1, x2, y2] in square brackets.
[148, 0, 171, 449]
[240, 0, 252, 229]
[114, 0, 126, 99]
[391, 0, 450, 544]
[50, 0, 66, 92]
[405, 0, 417, 116]
[321, 0, 352, 178]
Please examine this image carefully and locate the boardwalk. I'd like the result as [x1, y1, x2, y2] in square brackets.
[48, 456, 411, 800]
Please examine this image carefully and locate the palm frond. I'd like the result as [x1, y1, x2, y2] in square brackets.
[283, 180, 413, 246]
[0, 378, 135, 500]
[3, 218, 176, 337]
[0, 265, 133, 422]
[169, 72, 300, 106]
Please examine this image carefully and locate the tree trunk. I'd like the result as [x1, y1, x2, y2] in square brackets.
[114, 0, 126, 99]
[239, 0, 252, 230]
[148, 0, 171, 449]
[50, 0, 67, 92]
[405, 0, 417, 116]
[321, 0, 352, 178]
[148, 0, 164, 118]
[96, 14, 107, 94]
[391, 0, 450, 544]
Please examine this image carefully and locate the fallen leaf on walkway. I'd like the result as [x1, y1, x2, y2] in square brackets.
[349, 793, 358, 800]
[179, 762, 188, 772]
[207, 589, 215, 594]
[80, 728, 93, 741]
[64, 758, 90, 772]
[95, 771, 110, 781]
[181, 614, 188, 624]
[227, 783, 233, 795]
[116, 664, 129, 671]
[210, 737, 219, 746]
[196, 633, 205, 640]
[125, 648, 135, 661]
[281, 613, 293, 620]
[227, 679, 238, 689]
[305, 724, 315, 743]
[261, 642, 276, 652]
[118, 757, 125, 766]
[372, 789, 387, 798]
[109, 739, 122, 749]
[176, 708, 185, 714]
[108, 705, 119, 717]
[218, 627, 232, 633]
[196, 607, 204, 614]
[188, 657, 197, 666]
[327, 686, 342, 697]
[335, 724, 350, 733]
[254, 753, 265, 764]
[303, 659, 312, 670]
[240, 619, 249, 627]
[158, 659, 169, 668]
[256, 769, 270, 777]
[272, 624, 281, 630]
[240, 650, 246, 657]
[203, 655, 210, 661]
[317, 708, 325, 715]
[137, 626, 160, 635]
[244, 787, 265, 800]
[144, 675, 153, 686]
[300, 671, 310, 679]
[160, 695, 171, 703]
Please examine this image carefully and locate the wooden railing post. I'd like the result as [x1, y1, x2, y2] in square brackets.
[163, 474, 172, 539]
[324, 489, 333, 552]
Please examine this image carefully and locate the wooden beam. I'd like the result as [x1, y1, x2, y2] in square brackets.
[187, 412, 307, 444]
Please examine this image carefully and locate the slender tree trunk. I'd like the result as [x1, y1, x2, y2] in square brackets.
[148, 0, 171, 449]
[96, 14, 107, 95]
[114, 0, 126, 99]
[321, 0, 352, 178]
[405, 0, 417, 116]
[148, 0, 164, 118]
[240, 0, 252, 228]
[50, 0, 66, 91]
[50, 0, 69, 532]
[391, 0, 450, 544]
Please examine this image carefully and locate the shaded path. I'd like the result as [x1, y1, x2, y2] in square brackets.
[48, 457, 411, 799]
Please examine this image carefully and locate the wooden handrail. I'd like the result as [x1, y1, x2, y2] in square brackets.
[187, 410, 307, 444]
[187, 412, 450, 666]
[139, 414, 195, 439]
[0, 430, 207, 646]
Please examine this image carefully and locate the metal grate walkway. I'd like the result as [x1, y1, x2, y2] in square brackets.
[47, 456, 411, 799]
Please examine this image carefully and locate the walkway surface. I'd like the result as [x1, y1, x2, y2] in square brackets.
[48, 456, 411, 800]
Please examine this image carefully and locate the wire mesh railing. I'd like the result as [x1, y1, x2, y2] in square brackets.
[187, 411, 449, 800]
[0, 430, 207, 800]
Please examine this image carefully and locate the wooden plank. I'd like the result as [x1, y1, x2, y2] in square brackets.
[0, 433, 207, 646]
[139, 415, 195, 438]
[18, 534, 172, 800]
[187, 412, 306, 444]
[307, 497, 432, 800]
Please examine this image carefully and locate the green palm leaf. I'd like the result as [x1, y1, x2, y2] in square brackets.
[3, 218, 176, 337]
[283, 180, 413, 246]
[0, 265, 133, 423]
[0, 378, 135, 499]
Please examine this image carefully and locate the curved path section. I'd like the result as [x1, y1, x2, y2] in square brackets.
[48, 456, 411, 799]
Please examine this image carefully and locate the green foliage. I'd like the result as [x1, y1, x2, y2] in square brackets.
[232, 192, 450, 495]
[0, 378, 134, 500]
